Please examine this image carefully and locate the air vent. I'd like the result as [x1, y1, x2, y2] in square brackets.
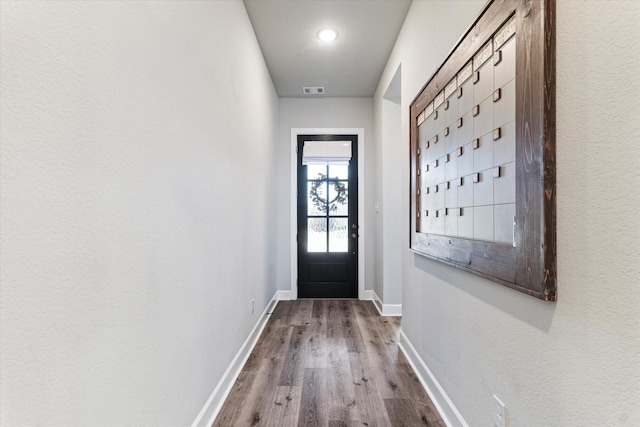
[303, 87, 325, 95]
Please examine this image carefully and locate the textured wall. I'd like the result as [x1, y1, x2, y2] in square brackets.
[0, 1, 278, 425]
[375, 0, 640, 425]
[276, 98, 374, 295]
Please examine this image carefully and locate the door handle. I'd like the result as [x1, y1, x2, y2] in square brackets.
[352, 233, 359, 239]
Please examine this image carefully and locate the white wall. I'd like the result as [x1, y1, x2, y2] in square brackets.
[375, 1, 640, 426]
[0, 2, 278, 425]
[276, 98, 374, 296]
[379, 68, 403, 307]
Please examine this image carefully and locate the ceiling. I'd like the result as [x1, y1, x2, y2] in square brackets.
[243, 0, 412, 98]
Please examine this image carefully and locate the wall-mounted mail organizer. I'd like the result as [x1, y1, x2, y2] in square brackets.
[409, 0, 556, 301]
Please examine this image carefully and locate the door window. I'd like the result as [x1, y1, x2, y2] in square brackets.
[306, 164, 349, 252]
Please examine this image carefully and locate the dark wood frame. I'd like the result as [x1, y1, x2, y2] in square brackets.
[409, 0, 556, 301]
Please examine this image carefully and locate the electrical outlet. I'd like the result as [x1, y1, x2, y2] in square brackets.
[493, 395, 506, 427]
[251, 299, 254, 315]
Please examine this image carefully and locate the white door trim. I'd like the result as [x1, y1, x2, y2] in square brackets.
[290, 128, 365, 300]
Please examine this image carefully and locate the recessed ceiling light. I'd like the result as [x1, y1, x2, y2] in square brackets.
[317, 29, 338, 42]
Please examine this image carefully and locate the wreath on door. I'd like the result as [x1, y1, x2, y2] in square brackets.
[309, 173, 347, 213]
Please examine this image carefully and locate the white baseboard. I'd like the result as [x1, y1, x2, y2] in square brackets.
[381, 303, 402, 316]
[365, 290, 402, 316]
[368, 290, 383, 314]
[399, 330, 468, 427]
[191, 293, 280, 427]
[276, 289, 295, 300]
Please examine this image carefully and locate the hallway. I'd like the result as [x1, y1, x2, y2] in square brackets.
[213, 300, 444, 426]
[2, 2, 639, 425]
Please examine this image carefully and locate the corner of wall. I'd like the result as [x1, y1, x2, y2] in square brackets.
[399, 331, 468, 427]
[366, 290, 402, 316]
[191, 292, 281, 427]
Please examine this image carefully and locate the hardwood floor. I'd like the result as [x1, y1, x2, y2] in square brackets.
[213, 300, 445, 427]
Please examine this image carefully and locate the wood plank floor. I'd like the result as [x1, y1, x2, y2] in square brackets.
[213, 300, 445, 427]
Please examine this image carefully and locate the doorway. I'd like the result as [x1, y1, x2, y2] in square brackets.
[297, 135, 358, 298]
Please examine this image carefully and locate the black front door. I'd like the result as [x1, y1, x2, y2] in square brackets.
[297, 135, 358, 298]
